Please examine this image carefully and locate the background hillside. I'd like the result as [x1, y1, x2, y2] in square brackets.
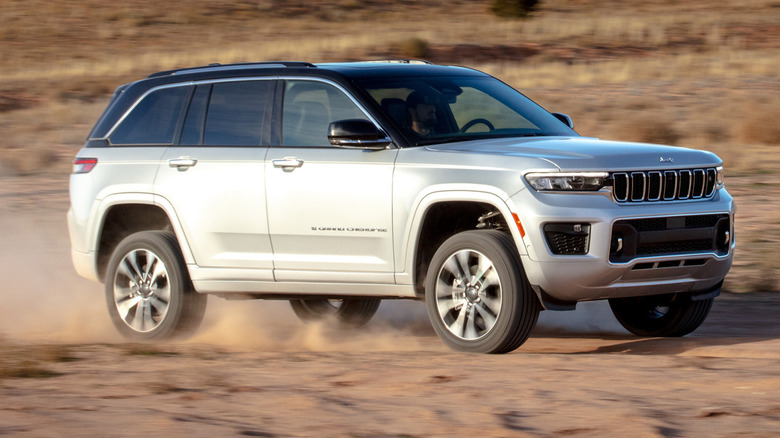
[1, 0, 778, 292]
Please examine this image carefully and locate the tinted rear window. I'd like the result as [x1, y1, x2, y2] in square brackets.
[110, 86, 190, 145]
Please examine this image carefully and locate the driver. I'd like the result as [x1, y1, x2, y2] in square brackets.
[406, 91, 438, 136]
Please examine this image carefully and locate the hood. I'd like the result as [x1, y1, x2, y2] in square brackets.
[426, 136, 722, 171]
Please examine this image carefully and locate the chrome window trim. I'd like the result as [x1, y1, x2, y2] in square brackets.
[102, 78, 278, 141]
[101, 75, 389, 147]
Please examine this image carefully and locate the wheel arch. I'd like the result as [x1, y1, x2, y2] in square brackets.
[403, 190, 528, 298]
[96, 202, 174, 282]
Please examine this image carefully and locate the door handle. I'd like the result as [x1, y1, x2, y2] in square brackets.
[272, 157, 304, 171]
[168, 157, 198, 171]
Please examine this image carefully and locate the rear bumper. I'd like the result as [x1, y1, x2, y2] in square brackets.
[71, 248, 99, 282]
[68, 205, 100, 282]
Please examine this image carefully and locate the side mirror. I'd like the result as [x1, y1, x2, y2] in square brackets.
[551, 113, 574, 129]
[328, 119, 392, 150]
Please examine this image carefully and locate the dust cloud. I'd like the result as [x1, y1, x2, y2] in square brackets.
[0, 208, 437, 351]
[0, 211, 117, 343]
[191, 299, 435, 352]
[0, 201, 625, 350]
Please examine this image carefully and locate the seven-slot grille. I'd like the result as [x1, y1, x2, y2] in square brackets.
[611, 168, 718, 203]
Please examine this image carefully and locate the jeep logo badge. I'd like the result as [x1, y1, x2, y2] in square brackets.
[660, 157, 674, 164]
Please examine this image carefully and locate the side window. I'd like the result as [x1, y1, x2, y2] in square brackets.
[282, 81, 366, 147]
[110, 86, 190, 145]
[180, 85, 211, 145]
[203, 81, 272, 146]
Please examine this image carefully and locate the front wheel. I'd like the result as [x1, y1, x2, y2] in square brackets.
[105, 231, 207, 340]
[608, 293, 714, 337]
[289, 298, 380, 327]
[425, 230, 540, 354]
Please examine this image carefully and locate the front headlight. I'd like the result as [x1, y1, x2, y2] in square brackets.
[525, 172, 609, 192]
[716, 166, 725, 189]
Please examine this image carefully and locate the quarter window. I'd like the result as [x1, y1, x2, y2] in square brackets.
[111, 86, 190, 145]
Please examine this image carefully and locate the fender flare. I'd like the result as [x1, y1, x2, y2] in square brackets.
[396, 186, 528, 286]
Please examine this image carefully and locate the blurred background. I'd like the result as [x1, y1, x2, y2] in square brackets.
[1, 0, 778, 294]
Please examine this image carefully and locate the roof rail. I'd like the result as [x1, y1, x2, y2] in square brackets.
[362, 59, 434, 65]
[147, 61, 317, 78]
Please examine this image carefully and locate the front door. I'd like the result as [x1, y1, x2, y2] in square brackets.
[265, 79, 397, 283]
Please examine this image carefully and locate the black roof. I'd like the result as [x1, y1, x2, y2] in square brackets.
[89, 61, 488, 139]
[145, 60, 485, 81]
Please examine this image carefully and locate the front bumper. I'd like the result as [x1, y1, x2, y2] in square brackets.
[510, 187, 735, 302]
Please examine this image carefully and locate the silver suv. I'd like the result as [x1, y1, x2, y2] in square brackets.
[68, 61, 734, 353]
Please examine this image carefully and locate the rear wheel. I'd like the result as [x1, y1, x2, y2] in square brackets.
[425, 230, 540, 354]
[105, 231, 207, 340]
[289, 298, 380, 327]
[609, 293, 714, 337]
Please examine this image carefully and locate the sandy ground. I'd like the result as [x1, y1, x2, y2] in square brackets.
[1, 174, 779, 437]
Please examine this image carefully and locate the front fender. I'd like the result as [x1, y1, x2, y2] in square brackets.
[395, 186, 529, 286]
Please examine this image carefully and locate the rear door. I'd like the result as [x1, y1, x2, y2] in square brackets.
[155, 79, 275, 278]
[265, 79, 397, 284]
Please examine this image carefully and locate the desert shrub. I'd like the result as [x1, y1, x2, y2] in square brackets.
[1, 147, 59, 176]
[398, 37, 430, 59]
[0, 361, 61, 379]
[732, 103, 780, 145]
[610, 116, 681, 145]
[490, 0, 539, 19]
[0, 91, 39, 113]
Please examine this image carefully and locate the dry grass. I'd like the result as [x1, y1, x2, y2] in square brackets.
[0, 340, 77, 379]
[1, 0, 778, 292]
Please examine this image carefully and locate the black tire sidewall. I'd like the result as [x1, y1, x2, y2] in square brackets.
[425, 230, 538, 354]
[105, 231, 205, 340]
[609, 294, 714, 337]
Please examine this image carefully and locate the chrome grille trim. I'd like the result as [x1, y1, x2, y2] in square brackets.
[610, 168, 718, 203]
[663, 171, 677, 200]
[692, 169, 706, 198]
[647, 171, 663, 201]
[613, 173, 629, 202]
[679, 170, 692, 199]
[630, 172, 646, 202]
[705, 168, 717, 197]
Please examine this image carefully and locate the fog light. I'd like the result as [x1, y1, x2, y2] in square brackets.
[543, 223, 590, 255]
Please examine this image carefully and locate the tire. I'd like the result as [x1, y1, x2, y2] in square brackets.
[290, 298, 381, 327]
[105, 231, 207, 340]
[608, 293, 714, 337]
[425, 230, 540, 354]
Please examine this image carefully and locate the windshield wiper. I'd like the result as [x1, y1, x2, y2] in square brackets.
[416, 132, 554, 146]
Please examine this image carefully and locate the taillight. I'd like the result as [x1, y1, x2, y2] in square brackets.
[72, 157, 97, 174]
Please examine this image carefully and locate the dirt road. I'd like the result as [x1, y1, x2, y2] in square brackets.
[1, 175, 778, 437]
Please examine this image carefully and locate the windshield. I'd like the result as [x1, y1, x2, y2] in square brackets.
[357, 76, 578, 146]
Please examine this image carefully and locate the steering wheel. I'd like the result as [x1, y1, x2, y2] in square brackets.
[459, 118, 495, 133]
